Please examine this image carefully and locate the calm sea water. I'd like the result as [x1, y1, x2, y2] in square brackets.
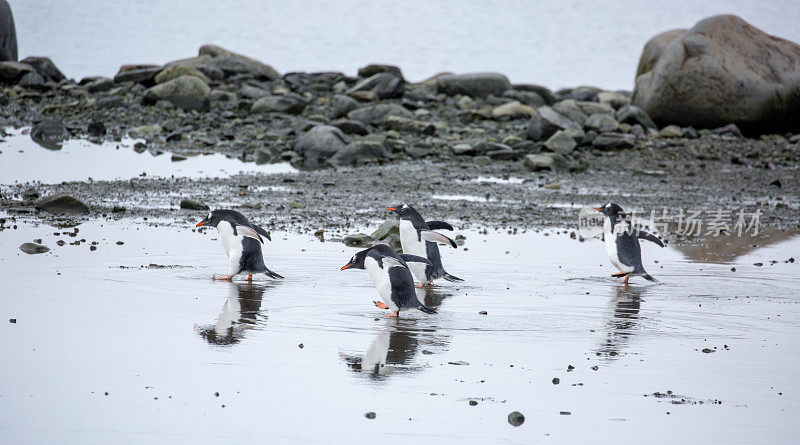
[12, 1, 800, 90]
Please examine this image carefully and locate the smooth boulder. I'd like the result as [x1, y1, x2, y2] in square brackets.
[526, 106, 583, 141]
[294, 125, 350, 168]
[35, 195, 90, 214]
[635, 29, 687, 77]
[632, 15, 800, 133]
[347, 103, 413, 125]
[436, 73, 512, 98]
[143, 75, 210, 110]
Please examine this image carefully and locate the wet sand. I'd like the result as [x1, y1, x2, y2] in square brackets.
[1, 218, 798, 443]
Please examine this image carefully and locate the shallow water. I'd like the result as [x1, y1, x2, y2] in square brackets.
[1, 216, 798, 443]
[13, 0, 800, 89]
[0, 129, 296, 184]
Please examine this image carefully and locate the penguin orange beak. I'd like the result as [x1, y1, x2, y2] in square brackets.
[340, 264, 352, 270]
[196, 220, 208, 227]
[593, 207, 603, 212]
[386, 207, 396, 211]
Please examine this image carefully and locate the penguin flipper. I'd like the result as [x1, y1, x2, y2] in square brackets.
[252, 224, 272, 241]
[399, 254, 432, 266]
[263, 267, 284, 279]
[420, 230, 457, 248]
[236, 225, 264, 243]
[426, 221, 454, 231]
[637, 230, 664, 247]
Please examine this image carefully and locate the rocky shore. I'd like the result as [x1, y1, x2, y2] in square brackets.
[1, 14, 799, 234]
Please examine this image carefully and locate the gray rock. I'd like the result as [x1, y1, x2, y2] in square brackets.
[155, 65, 210, 85]
[616, 105, 656, 129]
[592, 132, 636, 150]
[632, 15, 800, 133]
[527, 106, 583, 141]
[327, 140, 388, 167]
[659, 125, 683, 138]
[473, 155, 492, 166]
[522, 153, 568, 171]
[370, 220, 399, 240]
[344, 233, 373, 247]
[35, 194, 90, 214]
[452, 143, 475, 155]
[347, 103, 413, 125]
[347, 72, 404, 99]
[386, 115, 435, 135]
[436, 72, 512, 98]
[597, 91, 631, 109]
[20, 57, 65, 82]
[85, 77, 115, 93]
[254, 146, 272, 165]
[197, 44, 279, 80]
[143, 75, 210, 110]
[508, 411, 525, 427]
[210, 89, 236, 102]
[18, 71, 44, 88]
[576, 101, 615, 117]
[20, 242, 49, 255]
[331, 94, 360, 119]
[553, 99, 589, 126]
[0, 61, 32, 82]
[251, 93, 307, 115]
[238, 84, 270, 100]
[295, 125, 350, 168]
[358, 64, 403, 80]
[332, 119, 368, 135]
[636, 29, 687, 77]
[514, 84, 557, 104]
[710, 123, 743, 138]
[543, 130, 577, 154]
[180, 198, 209, 210]
[584, 113, 619, 132]
[31, 118, 67, 150]
[114, 65, 161, 85]
[558, 86, 601, 102]
[502, 89, 546, 107]
[487, 146, 520, 160]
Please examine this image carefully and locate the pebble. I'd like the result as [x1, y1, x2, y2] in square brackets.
[507, 411, 525, 426]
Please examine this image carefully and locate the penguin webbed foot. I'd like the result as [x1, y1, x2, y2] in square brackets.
[373, 301, 390, 310]
[213, 274, 234, 281]
[383, 312, 399, 318]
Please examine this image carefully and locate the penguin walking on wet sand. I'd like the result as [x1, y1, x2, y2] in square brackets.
[595, 203, 665, 284]
[387, 204, 462, 287]
[340, 244, 436, 317]
[195, 209, 283, 281]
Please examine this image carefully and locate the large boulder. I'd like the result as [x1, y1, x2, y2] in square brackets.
[294, 125, 350, 168]
[635, 29, 687, 77]
[154, 65, 209, 85]
[347, 72, 404, 99]
[20, 57, 65, 82]
[436, 73, 512, 98]
[251, 93, 307, 114]
[347, 103, 413, 125]
[0, 61, 32, 82]
[0, 0, 17, 62]
[198, 44, 279, 80]
[632, 15, 800, 133]
[143, 75, 210, 110]
[327, 141, 389, 167]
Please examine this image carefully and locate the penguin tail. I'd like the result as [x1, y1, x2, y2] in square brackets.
[641, 273, 658, 283]
[264, 267, 284, 280]
[442, 272, 464, 282]
[417, 303, 437, 314]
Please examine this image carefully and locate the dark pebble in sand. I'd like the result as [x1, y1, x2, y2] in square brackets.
[298, 343, 304, 349]
[19, 242, 49, 254]
[702, 348, 715, 353]
[731, 267, 736, 271]
[753, 262, 763, 267]
[567, 365, 574, 372]
[559, 411, 571, 415]
[364, 412, 376, 419]
[9, 319, 16, 323]
[90, 245, 97, 251]
[552, 378, 560, 385]
[214, 392, 220, 397]
[116, 241, 124, 245]
[448, 361, 469, 366]
[479, 310, 488, 315]
[508, 411, 525, 426]
[469, 400, 478, 406]
[104, 392, 109, 396]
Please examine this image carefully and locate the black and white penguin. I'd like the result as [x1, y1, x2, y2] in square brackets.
[196, 209, 283, 281]
[340, 244, 436, 317]
[595, 203, 665, 283]
[387, 204, 462, 286]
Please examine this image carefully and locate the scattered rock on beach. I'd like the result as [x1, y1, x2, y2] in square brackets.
[35, 194, 90, 214]
[436, 72, 512, 98]
[144, 75, 210, 110]
[20, 242, 49, 254]
[180, 198, 209, 210]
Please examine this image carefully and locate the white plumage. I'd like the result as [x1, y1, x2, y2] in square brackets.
[364, 256, 400, 312]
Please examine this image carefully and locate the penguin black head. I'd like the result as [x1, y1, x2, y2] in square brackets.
[386, 204, 419, 219]
[196, 210, 223, 228]
[340, 249, 370, 270]
[594, 202, 624, 217]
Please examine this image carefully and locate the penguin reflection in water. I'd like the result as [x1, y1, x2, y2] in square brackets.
[195, 209, 283, 281]
[595, 203, 665, 284]
[196, 282, 268, 345]
[387, 204, 462, 286]
[341, 244, 436, 317]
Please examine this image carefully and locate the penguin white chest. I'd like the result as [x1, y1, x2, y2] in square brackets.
[217, 221, 244, 273]
[603, 219, 632, 272]
[399, 220, 428, 282]
[364, 257, 398, 311]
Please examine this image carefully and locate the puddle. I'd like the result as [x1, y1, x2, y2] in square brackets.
[0, 128, 296, 184]
[1, 216, 799, 443]
[470, 176, 526, 184]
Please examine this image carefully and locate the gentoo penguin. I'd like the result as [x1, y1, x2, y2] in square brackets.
[340, 244, 436, 317]
[387, 204, 461, 286]
[195, 209, 283, 281]
[595, 203, 664, 284]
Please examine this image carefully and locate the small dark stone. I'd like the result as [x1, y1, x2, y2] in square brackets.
[298, 343, 304, 349]
[701, 348, 715, 353]
[9, 319, 16, 323]
[180, 199, 209, 211]
[508, 411, 525, 426]
[87, 120, 106, 137]
[559, 411, 572, 415]
[479, 310, 488, 315]
[552, 378, 560, 385]
[364, 411, 376, 419]
[469, 400, 478, 406]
